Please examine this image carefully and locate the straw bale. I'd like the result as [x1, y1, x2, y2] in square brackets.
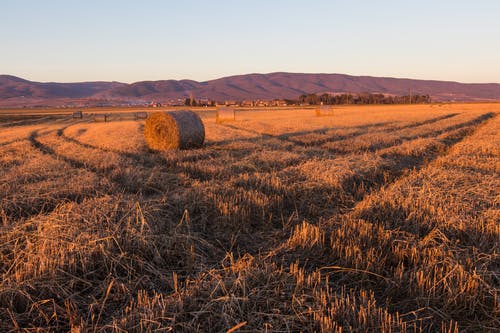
[144, 110, 205, 150]
[316, 105, 334, 117]
[94, 114, 109, 122]
[216, 107, 235, 123]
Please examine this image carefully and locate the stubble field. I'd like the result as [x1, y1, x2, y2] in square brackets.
[0, 104, 499, 332]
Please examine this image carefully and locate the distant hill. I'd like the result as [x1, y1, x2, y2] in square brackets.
[0, 75, 125, 99]
[1, 72, 500, 107]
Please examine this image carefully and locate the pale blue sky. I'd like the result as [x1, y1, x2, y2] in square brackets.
[1, 0, 499, 83]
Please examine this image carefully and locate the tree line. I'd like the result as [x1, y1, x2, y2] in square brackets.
[180, 92, 431, 107]
[294, 92, 431, 105]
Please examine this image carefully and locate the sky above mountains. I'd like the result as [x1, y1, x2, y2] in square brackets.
[2, 0, 499, 83]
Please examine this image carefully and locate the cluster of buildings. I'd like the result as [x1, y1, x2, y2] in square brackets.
[148, 99, 290, 107]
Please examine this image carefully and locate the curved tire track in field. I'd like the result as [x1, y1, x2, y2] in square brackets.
[29, 130, 113, 175]
[1, 134, 91, 221]
[28, 129, 159, 196]
[0, 130, 113, 221]
[56, 128, 159, 168]
[3, 125, 161, 222]
[0, 139, 26, 148]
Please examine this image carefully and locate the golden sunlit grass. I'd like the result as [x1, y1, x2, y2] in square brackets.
[0, 103, 498, 332]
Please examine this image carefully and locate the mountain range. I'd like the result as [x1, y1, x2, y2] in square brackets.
[1, 72, 500, 107]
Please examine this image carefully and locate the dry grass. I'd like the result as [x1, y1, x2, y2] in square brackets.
[0, 103, 498, 332]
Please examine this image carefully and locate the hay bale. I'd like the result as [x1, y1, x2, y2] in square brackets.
[216, 106, 235, 123]
[94, 114, 109, 122]
[316, 105, 334, 117]
[72, 111, 83, 119]
[144, 110, 205, 150]
[135, 112, 148, 120]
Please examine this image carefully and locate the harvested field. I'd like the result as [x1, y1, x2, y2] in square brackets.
[0, 103, 498, 332]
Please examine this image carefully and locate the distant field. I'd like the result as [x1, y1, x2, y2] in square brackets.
[0, 104, 498, 332]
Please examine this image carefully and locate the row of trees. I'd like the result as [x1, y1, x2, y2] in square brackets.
[181, 93, 431, 107]
[296, 93, 431, 105]
[184, 98, 216, 107]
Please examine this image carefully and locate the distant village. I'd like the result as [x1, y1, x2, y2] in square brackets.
[148, 98, 290, 108]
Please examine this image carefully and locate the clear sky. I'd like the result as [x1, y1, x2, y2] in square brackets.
[1, 0, 499, 83]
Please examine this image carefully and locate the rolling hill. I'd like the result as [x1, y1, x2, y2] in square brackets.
[1, 72, 500, 107]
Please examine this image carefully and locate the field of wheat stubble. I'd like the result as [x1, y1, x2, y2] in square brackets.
[0, 103, 498, 332]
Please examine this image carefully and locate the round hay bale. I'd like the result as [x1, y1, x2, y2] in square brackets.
[94, 114, 109, 122]
[316, 105, 334, 117]
[216, 107, 235, 123]
[72, 111, 83, 119]
[144, 110, 205, 150]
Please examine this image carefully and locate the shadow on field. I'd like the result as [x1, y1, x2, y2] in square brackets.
[214, 113, 460, 149]
[25, 112, 495, 255]
[0, 139, 25, 147]
[382, 113, 459, 132]
[28, 129, 170, 196]
[29, 130, 111, 174]
[2, 111, 497, 332]
[170, 113, 496, 255]
[212, 121, 393, 148]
